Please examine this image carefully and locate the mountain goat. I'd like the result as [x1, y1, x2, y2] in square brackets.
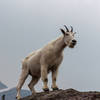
[16, 25, 77, 99]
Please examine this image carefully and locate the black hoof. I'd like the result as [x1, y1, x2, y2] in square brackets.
[43, 88, 49, 92]
[52, 87, 59, 91]
[16, 96, 21, 100]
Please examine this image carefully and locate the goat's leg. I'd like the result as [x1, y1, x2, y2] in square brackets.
[28, 77, 39, 94]
[51, 68, 59, 91]
[41, 65, 49, 92]
[16, 69, 28, 99]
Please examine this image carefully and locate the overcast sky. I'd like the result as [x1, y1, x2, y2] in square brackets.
[0, 0, 100, 92]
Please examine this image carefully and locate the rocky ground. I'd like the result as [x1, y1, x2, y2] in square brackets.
[20, 88, 100, 100]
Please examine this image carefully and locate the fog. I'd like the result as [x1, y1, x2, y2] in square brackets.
[0, 0, 100, 91]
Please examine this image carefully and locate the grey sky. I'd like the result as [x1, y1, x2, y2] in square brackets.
[0, 0, 100, 91]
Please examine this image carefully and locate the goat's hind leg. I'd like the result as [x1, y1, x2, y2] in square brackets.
[28, 76, 39, 94]
[16, 69, 28, 99]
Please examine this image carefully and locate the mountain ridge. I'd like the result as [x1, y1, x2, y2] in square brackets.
[0, 81, 7, 90]
[0, 87, 31, 100]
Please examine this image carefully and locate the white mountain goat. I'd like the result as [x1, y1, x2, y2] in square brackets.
[16, 25, 77, 99]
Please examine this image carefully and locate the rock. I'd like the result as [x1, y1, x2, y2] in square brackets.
[20, 88, 100, 100]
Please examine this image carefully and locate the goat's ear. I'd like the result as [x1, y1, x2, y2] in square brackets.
[60, 29, 65, 35]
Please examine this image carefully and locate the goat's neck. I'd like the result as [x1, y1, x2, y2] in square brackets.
[54, 35, 67, 54]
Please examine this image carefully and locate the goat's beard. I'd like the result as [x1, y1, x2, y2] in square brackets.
[69, 42, 76, 48]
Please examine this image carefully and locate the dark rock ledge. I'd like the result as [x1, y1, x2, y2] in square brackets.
[20, 88, 100, 100]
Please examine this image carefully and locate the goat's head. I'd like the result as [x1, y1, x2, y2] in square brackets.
[60, 25, 77, 48]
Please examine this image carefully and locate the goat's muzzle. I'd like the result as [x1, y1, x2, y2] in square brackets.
[69, 40, 77, 48]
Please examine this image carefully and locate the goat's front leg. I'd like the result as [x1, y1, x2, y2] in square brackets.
[51, 68, 59, 91]
[41, 64, 49, 92]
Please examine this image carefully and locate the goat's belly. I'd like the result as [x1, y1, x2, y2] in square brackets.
[29, 62, 41, 78]
[47, 56, 63, 72]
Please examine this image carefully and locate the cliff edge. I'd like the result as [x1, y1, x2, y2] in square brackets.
[20, 89, 100, 100]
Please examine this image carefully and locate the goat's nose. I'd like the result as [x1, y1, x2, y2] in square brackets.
[72, 40, 76, 43]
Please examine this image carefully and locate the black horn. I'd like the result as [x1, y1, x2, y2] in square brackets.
[70, 26, 73, 32]
[64, 25, 69, 32]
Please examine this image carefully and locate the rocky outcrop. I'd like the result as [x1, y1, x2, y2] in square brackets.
[21, 88, 100, 100]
